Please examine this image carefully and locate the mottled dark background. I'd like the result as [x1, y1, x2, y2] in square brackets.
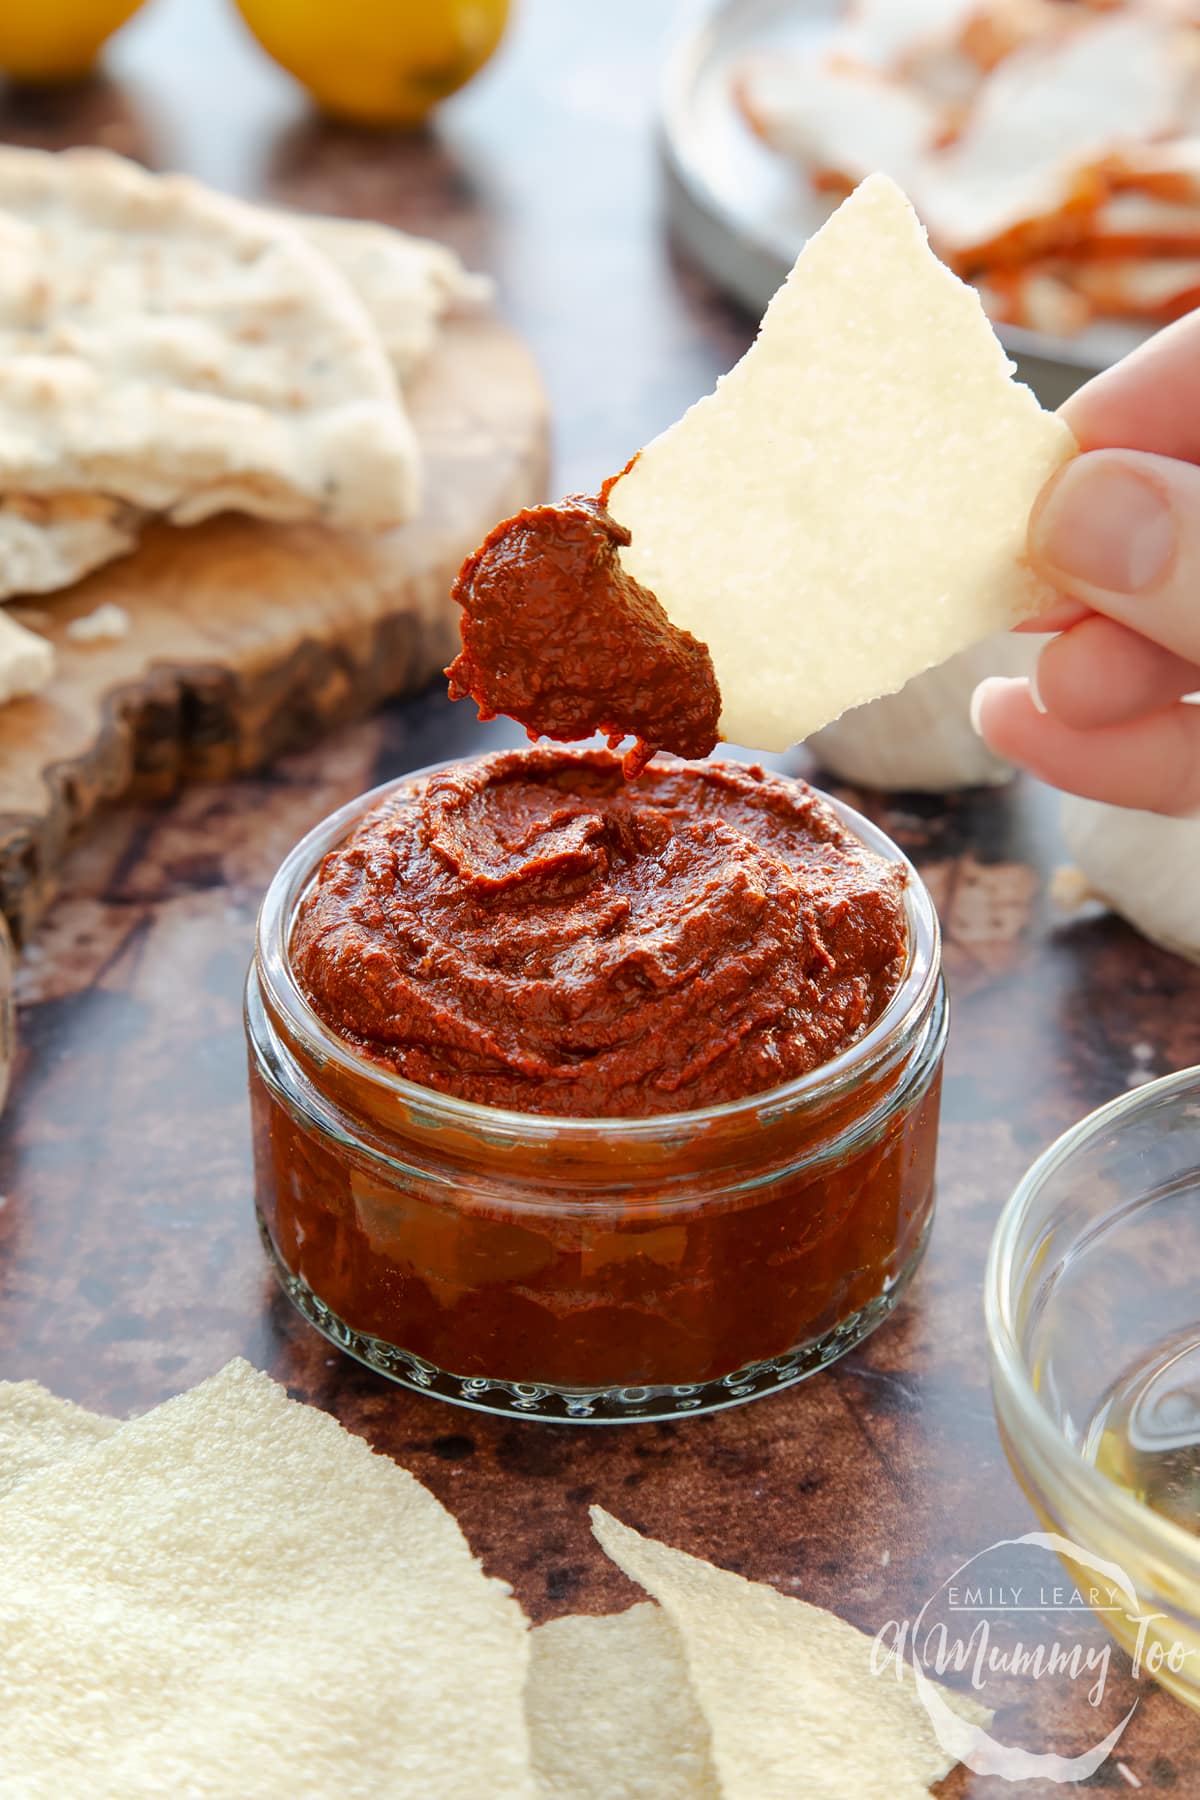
[1, 2, 1198, 1792]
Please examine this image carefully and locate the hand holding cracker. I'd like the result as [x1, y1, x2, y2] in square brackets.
[974, 306, 1200, 815]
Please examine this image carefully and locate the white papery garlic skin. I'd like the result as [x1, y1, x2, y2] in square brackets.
[1059, 794, 1200, 965]
[806, 631, 1040, 791]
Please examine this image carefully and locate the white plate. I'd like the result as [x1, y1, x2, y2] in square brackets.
[659, 0, 1150, 405]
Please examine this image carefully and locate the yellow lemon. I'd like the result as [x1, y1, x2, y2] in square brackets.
[234, 0, 510, 128]
[0, 0, 145, 81]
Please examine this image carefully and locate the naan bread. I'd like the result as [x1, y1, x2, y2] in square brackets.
[0, 151, 496, 606]
[0, 604, 54, 703]
[0, 489, 141, 596]
[283, 208, 492, 383]
[0, 147, 419, 533]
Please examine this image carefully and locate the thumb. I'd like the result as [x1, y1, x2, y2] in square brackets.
[1027, 448, 1200, 668]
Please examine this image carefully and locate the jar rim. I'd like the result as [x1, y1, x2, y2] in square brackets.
[984, 1062, 1200, 1579]
[254, 757, 942, 1142]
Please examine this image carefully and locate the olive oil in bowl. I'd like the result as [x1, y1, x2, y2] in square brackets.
[1085, 1329, 1200, 1536]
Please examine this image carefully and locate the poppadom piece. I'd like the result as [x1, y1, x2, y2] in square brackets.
[591, 1508, 992, 1800]
[0, 1359, 534, 1799]
[527, 1603, 720, 1800]
[0, 1379, 118, 1498]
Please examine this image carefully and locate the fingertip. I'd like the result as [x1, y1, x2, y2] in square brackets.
[969, 675, 1029, 741]
[1013, 597, 1092, 634]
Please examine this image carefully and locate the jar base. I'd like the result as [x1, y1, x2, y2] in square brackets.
[258, 1207, 930, 1423]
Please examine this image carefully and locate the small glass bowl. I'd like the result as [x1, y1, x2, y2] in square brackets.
[246, 763, 946, 1423]
[986, 1065, 1200, 1709]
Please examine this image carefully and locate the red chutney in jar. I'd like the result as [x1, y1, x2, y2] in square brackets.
[289, 749, 907, 1118]
[249, 749, 943, 1397]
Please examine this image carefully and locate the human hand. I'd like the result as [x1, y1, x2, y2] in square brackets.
[971, 309, 1200, 814]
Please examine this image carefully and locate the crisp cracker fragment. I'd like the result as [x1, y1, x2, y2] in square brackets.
[1109, 139, 1200, 204]
[527, 1604, 720, 1800]
[0, 1379, 117, 1499]
[917, 14, 1192, 265]
[606, 174, 1076, 751]
[591, 1508, 991, 1800]
[921, 13, 1194, 266]
[0, 147, 418, 534]
[1069, 256, 1200, 320]
[737, 58, 936, 193]
[0, 605, 54, 703]
[0, 1359, 534, 1800]
[65, 600, 132, 643]
[1087, 192, 1200, 254]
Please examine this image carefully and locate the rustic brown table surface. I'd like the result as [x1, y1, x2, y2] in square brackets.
[2, 2, 1199, 1793]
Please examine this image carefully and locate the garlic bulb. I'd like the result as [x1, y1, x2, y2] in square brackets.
[806, 632, 1041, 791]
[1059, 795, 1200, 965]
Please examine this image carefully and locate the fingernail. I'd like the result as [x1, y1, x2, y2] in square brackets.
[969, 678, 994, 737]
[1031, 458, 1175, 595]
[1028, 661, 1048, 715]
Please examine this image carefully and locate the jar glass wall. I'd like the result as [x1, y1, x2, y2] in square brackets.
[247, 768, 946, 1423]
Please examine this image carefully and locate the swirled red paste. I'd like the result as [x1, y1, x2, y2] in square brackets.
[290, 748, 907, 1119]
[444, 490, 720, 778]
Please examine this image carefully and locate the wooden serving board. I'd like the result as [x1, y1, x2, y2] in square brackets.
[0, 310, 549, 941]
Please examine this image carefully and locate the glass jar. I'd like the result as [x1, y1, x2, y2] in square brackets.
[986, 1065, 1200, 1710]
[246, 766, 946, 1423]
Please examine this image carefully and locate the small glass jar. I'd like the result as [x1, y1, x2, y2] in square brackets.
[986, 1066, 1200, 1710]
[246, 765, 946, 1423]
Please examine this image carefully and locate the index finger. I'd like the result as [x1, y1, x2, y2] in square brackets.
[1014, 596, 1092, 633]
[1061, 309, 1200, 462]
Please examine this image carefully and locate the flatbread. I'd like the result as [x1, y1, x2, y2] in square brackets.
[283, 209, 492, 384]
[0, 1379, 118, 1499]
[606, 173, 1076, 751]
[0, 147, 419, 534]
[0, 604, 54, 703]
[0, 159, 489, 606]
[0, 1359, 534, 1800]
[527, 1604, 719, 1800]
[0, 489, 141, 596]
[592, 1508, 991, 1800]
